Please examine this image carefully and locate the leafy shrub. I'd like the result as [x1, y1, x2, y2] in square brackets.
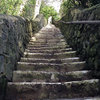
[0, 0, 22, 15]
[89, 0, 100, 5]
[40, 6, 59, 20]
[21, 0, 36, 19]
[61, 0, 100, 15]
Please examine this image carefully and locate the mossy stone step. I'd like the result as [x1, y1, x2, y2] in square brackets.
[27, 44, 67, 47]
[31, 36, 65, 41]
[35, 36, 64, 39]
[21, 57, 79, 63]
[27, 45, 68, 49]
[27, 45, 69, 50]
[6, 79, 99, 100]
[30, 40, 66, 43]
[17, 62, 85, 72]
[44, 97, 100, 100]
[23, 51, 76, 59]
[25, 48, 72, 53]
[29, 41, 67, 45]
[13, 70, 92, 82]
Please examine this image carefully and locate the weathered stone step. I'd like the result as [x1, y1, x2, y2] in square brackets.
[25, 48, 72, 53]
[28, 43, 67, 46]
[29, 41, 67, 45]
[33, 34, 64, 38]
[27, 43, 67, 47]
[39, 31, 61, 33]
[44, 97, 100, 100]
[17, 62, 85, 72]
[21, 57, 79, 63]
[23, 51, 76, 59]
[33, 38, 65, 42]
[6, 79, 99, 100]
[27, 45, 68, 49]
[35, 36, 64, 40]
[13, 70, 92, 82]
[31, 36, 64, 39]
[34, 34, 64, 39]
[30, 39, 66, 43]
[38, 31, 61, 34]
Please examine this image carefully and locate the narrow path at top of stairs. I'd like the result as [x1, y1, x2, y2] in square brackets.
[6, 24, 100, 100]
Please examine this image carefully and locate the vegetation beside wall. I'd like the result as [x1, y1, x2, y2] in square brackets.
[40, 6, 58, 20]
[0, 0, 22, 15]
[61, 0, 100, 16]
[21, 0, 36, 19]
[0, 0, 36, 19]
[40, 1, 61, 21]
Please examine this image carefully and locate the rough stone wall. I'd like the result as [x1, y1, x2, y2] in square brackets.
[0, 14, 47, 80]
[55, 4, 100, 77]
[0, 14, 47, 100]
[0, 15, 32, 100]
[0, 15, 33, 80]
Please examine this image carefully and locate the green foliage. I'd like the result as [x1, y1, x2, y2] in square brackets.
[40, 6, 58, 20]
[89, 0, 100, 5]
[21, 0, 36, 19]
[61, 0, 100, 15]
[0, 0, 22, 15]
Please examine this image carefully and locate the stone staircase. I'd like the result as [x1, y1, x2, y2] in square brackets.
[6, 25, 99, 100]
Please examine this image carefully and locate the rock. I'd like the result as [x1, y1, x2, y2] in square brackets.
[31, 14, 47, 33]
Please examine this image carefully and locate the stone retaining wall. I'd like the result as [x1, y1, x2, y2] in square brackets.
[0, 14, 47, 100]
[0, 14, 47, 80]
[55, 4, 100, 77]
[0, 15, 32, 80]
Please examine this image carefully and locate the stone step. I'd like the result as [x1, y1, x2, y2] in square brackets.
[27, 43, 67, 47]
[44, 97, 100, 100]
[28, 42, 67, 45]
[38, 31, 61, 34]
[27, 45, 68, 49]
[35, 36, 64, 39]
[6, 79, 99, 100]
[30, 38, 65, 42]
[29, 41, 67, 45]
[25, 48, 72, 53]
[34, 35, 64, 39]
[23, 51, 76, 59]
[33, 38, 65, 41]
[21, 57, 79, 63]
[13, 70, 92, 82]
[17, 62, 85, 72]
[30, 40, 66, 43]
[34, 32, 63, 36]
[34, 35, 64, 38]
